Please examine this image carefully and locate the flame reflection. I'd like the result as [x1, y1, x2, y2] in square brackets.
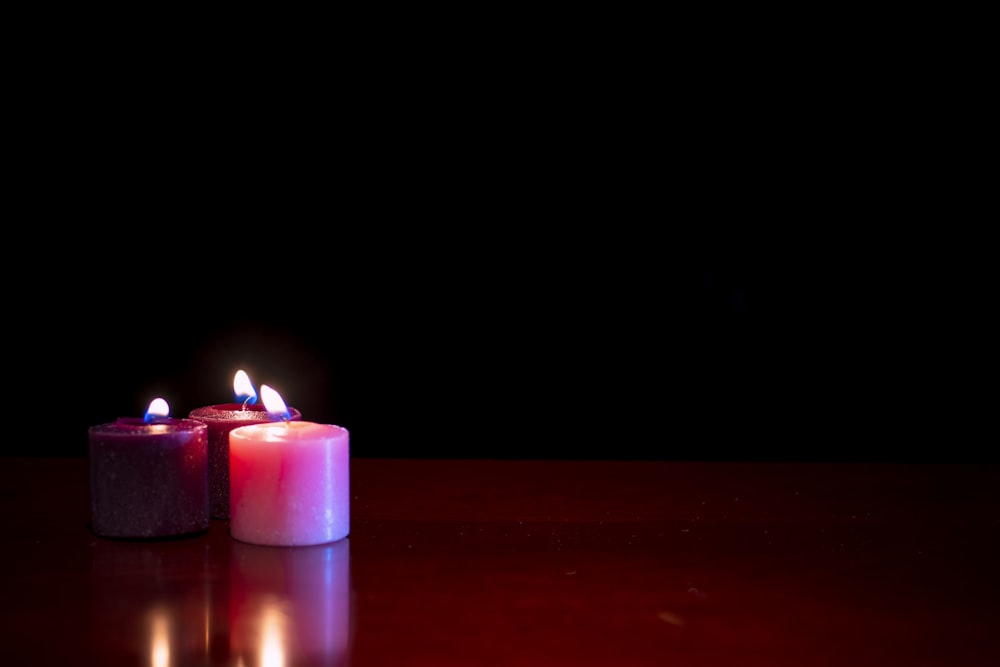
[260, 600, 288, 667]
[150, 608, 170, 667]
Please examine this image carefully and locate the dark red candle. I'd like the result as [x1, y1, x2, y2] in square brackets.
[89, 411, 209, 539]
[188, 403, 302, 519]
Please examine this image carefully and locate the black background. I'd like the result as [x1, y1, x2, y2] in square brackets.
[3, 22, 990, 463]
[6, 241, 989, 462]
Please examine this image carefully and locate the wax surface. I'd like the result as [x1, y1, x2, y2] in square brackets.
[229, 422, 349, 546]
[88, 417, 209, 539]
[188, 404, 302, 520]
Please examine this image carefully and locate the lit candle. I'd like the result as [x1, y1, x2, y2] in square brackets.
[188, 370, 302, 519]
[89, 398, 209, 539]
[229, 385, 350, 546]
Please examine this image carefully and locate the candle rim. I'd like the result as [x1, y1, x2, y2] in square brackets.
[89, 417, 208, 436]
[229, 420, 348, 443]
[188, 404, 303, 420]
[190, 403, 300, 413]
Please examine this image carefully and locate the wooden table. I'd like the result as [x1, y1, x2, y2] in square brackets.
[1, 457, 997, 666]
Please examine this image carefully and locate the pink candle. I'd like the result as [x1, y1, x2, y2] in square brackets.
[188, 371, 301, 519]
[229, 386, 350, 546]
[89, 398, 209, 539]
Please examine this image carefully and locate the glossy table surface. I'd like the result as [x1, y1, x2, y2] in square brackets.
[1, 457, 998, 666]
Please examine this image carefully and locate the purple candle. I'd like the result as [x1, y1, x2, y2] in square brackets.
[188, 371, 301, 519]
[89, 398, 209, 539]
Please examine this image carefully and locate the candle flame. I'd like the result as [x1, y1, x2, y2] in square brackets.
[260, 384, 291, 420]
[234, 369, 258, 406]
[144, 398, 170, 423]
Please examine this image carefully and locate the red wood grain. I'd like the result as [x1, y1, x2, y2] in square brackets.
[0, 458, 997, 666]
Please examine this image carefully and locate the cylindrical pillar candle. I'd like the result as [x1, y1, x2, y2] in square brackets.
[89, 406, 209, 539]
[229, 421, 350, 546]
[188, 404, 302, 520]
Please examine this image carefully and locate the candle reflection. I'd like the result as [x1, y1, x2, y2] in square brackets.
[230, 538, 351, 667]
[90, 533, 226, 665]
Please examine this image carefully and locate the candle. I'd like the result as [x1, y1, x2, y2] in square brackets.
[188, 370, 302, 519]
[229, 385, 350, 546]
[89, 398, 209, 539]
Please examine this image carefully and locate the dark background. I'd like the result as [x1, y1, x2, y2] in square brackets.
[6, 243, 989, 462]
[4, 19, 989, 463]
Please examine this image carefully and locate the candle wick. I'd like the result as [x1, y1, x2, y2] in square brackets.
[241, 397, 253, 410]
